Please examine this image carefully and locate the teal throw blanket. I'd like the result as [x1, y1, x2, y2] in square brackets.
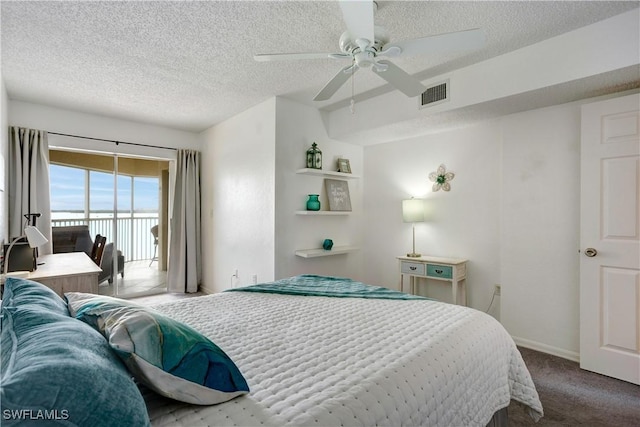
[226, 275, 428, 300]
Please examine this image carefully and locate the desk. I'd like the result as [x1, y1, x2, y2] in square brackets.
[398, 255, 468, 305]
[26, 253, 101, 296]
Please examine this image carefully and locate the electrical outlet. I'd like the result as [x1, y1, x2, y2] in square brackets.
[494, 284, 501, 296]
[231, 269, 240, 288]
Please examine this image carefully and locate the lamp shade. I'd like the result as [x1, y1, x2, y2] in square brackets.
[24, 226, 48, 248]
[402, 199, 425, 223]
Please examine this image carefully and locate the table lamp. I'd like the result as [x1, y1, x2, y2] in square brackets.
[402, 198, 425, 258]
[3, 226, 49, 275]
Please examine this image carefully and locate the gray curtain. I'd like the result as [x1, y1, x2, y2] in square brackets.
[8, 127, 52, 254]
[167, 149, 201, 293]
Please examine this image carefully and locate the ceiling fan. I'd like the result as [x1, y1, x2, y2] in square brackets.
[254, 0, 485, 102]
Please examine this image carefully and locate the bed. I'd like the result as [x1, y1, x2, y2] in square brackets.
[1, 275, 543, 426]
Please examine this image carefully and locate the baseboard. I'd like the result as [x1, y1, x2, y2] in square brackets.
[198, 284, 214, 295]
[512, 336, 580, 362]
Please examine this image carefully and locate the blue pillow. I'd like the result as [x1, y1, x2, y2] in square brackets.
[1, 280, 150, 427]
[1, 277, 68, 315]
[65, 292, 249, 405]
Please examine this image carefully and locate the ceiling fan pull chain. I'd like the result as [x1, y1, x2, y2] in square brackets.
[350, 61, 356, 114]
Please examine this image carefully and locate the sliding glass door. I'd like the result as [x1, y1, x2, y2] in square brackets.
[49, 149, 169, 297]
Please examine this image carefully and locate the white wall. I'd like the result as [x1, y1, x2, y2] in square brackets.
[362, 99, 593, 359]
[1, 80, 8, 246]
[200, 98, 277, 293]
[274, 98, 364, 281]
[500, 104, 581, 360]
[199, 97, 365, 291]
[9, 100, 200, 153]
[362, 121, 502, 318]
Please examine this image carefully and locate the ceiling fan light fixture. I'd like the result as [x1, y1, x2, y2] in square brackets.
[354, 51, 375, 68]
[372, 61, 389, 72]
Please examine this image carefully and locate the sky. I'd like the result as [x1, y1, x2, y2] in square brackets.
[50, 164, 159, 212]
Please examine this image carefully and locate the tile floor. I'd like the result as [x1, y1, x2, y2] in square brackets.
[98, 259, 167, 298]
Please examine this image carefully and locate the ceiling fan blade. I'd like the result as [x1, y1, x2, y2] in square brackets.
[382, 28, 485, 57]
[372, 60, 426, 97]
[254, 52, 340, 62]
[313, 65, 359, 102]
[339, 0, 374, 43]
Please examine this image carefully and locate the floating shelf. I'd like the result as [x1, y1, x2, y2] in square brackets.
[295, 210, 351, 216]
[294, 246, 359, 258]
[296, 168, 360, 179]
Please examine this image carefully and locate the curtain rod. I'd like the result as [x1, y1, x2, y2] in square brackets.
[48, 131, 178, 151]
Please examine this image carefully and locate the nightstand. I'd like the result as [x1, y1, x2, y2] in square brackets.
[398, 256, 468, 305]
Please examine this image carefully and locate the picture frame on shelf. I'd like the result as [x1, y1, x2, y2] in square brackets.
[325, 179, 352, 211]
[337, 158, 351, 174]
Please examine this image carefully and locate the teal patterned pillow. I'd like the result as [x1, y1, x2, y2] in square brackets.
[1, 279, 150, 426]
[65, 292, 249, 405]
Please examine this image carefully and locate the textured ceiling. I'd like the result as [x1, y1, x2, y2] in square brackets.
[1, 1, 638, 133]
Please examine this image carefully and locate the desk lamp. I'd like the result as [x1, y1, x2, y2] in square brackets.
[402, 198, 425, 258]
[3, 226, 49, 275]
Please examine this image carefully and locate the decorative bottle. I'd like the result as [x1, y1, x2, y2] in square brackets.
[306, 194, 321, 211]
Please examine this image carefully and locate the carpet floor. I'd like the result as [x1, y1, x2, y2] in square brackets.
[509, 347, 640, 426]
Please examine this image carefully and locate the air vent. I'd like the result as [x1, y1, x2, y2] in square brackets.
[419, 80, 449, 108]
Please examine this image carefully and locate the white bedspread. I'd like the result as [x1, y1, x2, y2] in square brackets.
[146, 292, 543, 426]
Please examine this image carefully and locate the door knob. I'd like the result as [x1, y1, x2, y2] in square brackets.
[584, 248, 598, 257]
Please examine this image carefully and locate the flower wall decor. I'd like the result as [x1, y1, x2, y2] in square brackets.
[429, 164, 455, 192]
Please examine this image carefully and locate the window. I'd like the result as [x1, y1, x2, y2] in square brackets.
[49, 163, 160, 262]
[50, 164, 85, 221]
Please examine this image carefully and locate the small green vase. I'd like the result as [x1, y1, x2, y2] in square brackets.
[306, 194, 321, 211]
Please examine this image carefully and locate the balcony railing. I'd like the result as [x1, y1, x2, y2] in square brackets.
[52, 216, 158, 262]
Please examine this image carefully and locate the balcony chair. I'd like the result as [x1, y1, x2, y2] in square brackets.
[90, 234, 106, 266]
[149, 225, 158, 266]
[99, 243, 125, 285]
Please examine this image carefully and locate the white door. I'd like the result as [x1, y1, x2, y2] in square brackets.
[580, 93, 640, 385]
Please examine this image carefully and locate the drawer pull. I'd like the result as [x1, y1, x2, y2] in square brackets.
[435, 269, 443, 274]
[410, 266, 417, 271]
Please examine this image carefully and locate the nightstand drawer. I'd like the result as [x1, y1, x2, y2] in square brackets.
[401, 261, 426, 276]
[427, 264, 452, 279]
